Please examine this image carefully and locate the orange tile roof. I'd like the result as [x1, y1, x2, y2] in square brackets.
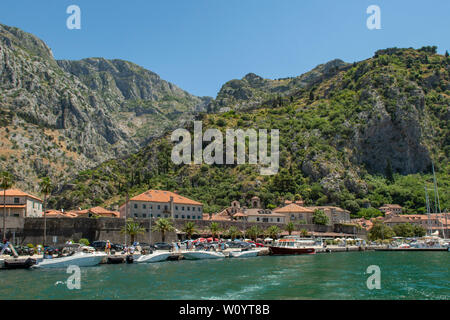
[75, 206, 119, 217]
[129, 190, 202, 206]
[0, 189, 42, 202]
[1, 204, 26, 208]
[273, 203, 314, 213]
[233, 212, 248, 217]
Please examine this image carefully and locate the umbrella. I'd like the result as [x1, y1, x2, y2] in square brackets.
[264, 238, 273, 241]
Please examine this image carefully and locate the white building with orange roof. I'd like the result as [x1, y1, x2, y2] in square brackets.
[0, 188, 43, 218]
[74, 206, 120, 218]
[273, 203, 315, 223]
[379, 204, 403, 215]
[120, 190, 203, 220]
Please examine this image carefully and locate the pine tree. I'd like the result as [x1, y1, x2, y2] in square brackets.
[445, 50, 449, 58]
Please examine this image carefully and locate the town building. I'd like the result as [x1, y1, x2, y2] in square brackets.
[383, 213, 450, 237]
[74, 206, 120, 218]
[120, 190, 203, 220]
[273, 202, 315, 223]
[0, 189, 43, 218]
[307, 206, 351, 224]
[205, 196, 285, 224]
[379, 204, 403, 215]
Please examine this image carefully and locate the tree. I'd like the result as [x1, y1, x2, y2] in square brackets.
[412, 224, 426, 237]
[312, 209, 329, 225]
[39, 177, 53, 246]
[393, 223, 415, 238]
[356, 207, 383, 219]
[265, 225, 281, 240]
[227, 226, 241, 240]
[209, 222, 221, 239]
[246, 225, 262, 241]
[385, 159, 394, 184]
[151, 218, 175, 243]
[182, 221, 197, 239]
[445, 50, 449, 58]
[368, 222, 395, 240]
[1, 171, 14, 241]
[300, 229, 309, 237]
[285, 222, 295, 235]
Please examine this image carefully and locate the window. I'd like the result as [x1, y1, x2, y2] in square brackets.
[198, 216, 201, 220]
[143, 214, 147, 218]
[157, 214, 161, 217]
[14, 198, 19, 204]
[176, 206, 178, 210]
[175, 215, 179, 219]
[182, 207, 184, 211]
[182, 215, 185, 219]
[277, 218, 280, 222]
[192, 216, 195, 219]
[134, 204, 138, 209]
[187, 215, 190, 219]
[187, 207, 190, 211]
[134, 214, 138, 218]
[198, 207, 201, 212]
[150, 214, 153, 217]
[157, 205, 160, 210]
[257, 217, 260, 222]
[164, 205, 168, 211]
[143, 204, 146, 209]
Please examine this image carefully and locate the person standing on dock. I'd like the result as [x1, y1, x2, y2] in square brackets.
[105, 240, 111, 255]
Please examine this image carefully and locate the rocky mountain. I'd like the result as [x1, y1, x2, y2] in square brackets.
[212, 59, 349, 111]
[51, 46, 449, 215]
[0, 23, 210, 193]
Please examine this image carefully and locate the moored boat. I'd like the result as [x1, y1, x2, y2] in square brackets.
[269, 238, 316, 255]
[135, 251, 171, 263]
[229, 249, 260, 258]
[181, 250, 225, 260]
[32, 251, 106, 269]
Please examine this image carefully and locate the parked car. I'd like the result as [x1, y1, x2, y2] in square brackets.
[153, 242, 172, 250]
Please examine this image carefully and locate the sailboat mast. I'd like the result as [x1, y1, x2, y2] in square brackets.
[424, 186, 432, 236]
[431, 162, 445, 238]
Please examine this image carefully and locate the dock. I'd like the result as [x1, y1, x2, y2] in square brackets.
[374, 247, 449, 252]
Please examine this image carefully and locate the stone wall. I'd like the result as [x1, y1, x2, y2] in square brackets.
[3, 217, 366, 246]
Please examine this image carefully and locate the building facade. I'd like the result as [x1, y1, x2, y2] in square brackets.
[0, 189, 43, 218]
[120, 190, 203, 220]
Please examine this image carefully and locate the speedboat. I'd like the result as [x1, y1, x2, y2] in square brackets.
[33, 251, 106, 268]
[135, 251, 171, 263]
[32, 245, 107, 269]
[229, 249, 259, 258]
[181, 250, 225, 260]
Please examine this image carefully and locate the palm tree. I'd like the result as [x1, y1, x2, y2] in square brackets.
[182, 221, 198, 240]
[300, 229, 309, 237]
[227, 226, 241, 240]
[151, 218, 175, 243]
[121, 218, 146, 244]
[285, 222, 295, 235]
[209, 222, 221, 239]
[1, 171, 14, 242]
[265, 225, 281, 240]
[246, 225, 262, 241]
[39, 177, 53, 245]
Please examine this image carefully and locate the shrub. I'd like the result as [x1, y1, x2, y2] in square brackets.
[78, 238, 90, 246]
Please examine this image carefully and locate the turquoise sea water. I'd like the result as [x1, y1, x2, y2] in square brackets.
[0, 252, 449, 300]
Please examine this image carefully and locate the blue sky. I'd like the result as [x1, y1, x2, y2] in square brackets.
[0, 0, 449, 97]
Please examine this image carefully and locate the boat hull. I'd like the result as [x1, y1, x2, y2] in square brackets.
[182, 251, 225, 260]
[269, 246, 315, 255]
[135, 252, 171, 263]
[33, 253, 106, 268]
[229, 250, 259, 258]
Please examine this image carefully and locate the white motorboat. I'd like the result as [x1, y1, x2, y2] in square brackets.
[181, 250, 225, 260]
[135, 251, 171, 263]
[229, 249, 259, 258]
[32, 251, 107, 269]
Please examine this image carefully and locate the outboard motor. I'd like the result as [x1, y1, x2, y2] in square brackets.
[126, 255, 134, 264]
